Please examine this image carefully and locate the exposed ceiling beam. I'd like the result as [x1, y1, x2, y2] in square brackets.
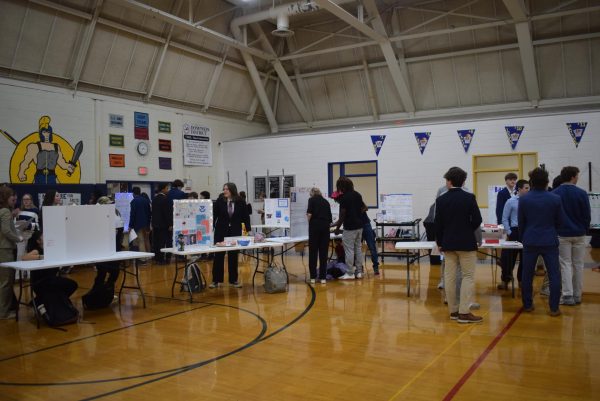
[503, 0, 540, 104]
[70, 0, 104, 90]
[145, 0, 184, 101]
[313, 0, 387, 43]
[113, 0, 273, 60]
[250, 24, 312, 125]
[403, 6, 501, 22]
[202, 46, 229, 112]
[230, 23, 278, 133]
[28, 0, 277, 80]
[400, 0, 481, 34]
[286, 36, 314, 121]
[320, 0, 414, 113]
[247, 69, 275, 121]
[363, 0, 414, 112]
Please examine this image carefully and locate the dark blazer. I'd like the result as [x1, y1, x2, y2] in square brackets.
[518, 189, 563, 247]
[152, 193, 172, 229]
[129, 195, 151, 231]
[434, 188, 482, 251]
[213, 197, 251, 242]
[495, 187, 513, 224]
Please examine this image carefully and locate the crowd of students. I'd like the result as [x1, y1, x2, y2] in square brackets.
[0, 166, 593, 323]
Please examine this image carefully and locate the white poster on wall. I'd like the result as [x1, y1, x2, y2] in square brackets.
[290, 187, 311, 237]
[182, 122, 212, 166]
[115, 192, 134, 232]
[487, 185, 505, 224]
[264, 198, 291, 228]
[38, 192, 81, 206]
[173, 199, 213, 247]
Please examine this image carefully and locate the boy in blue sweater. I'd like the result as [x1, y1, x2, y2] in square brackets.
[552, 166, 591, 305]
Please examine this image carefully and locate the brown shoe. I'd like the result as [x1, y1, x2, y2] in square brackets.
[549, 309, 561, 317]
[450, 312, 459, 320]
[457, 313, 483, 324]
[497, 281, 509, 290]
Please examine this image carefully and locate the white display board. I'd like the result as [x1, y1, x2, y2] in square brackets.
[115, 192, 134, 232]
[290, 187, 311, 237]
[329, 198, 339, 222]
[173, 199, 213, 247]
[590, 193, 600, 229]
[264, 198, 291, 228]
[43, 205, 115, 261]
[379, 194, 413, 223]
[487, 185, 505, 224]
[182, 122, 212, 166]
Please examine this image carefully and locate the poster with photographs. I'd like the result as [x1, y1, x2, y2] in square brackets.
[264, 198, 291, 228]
[172, 199, 213, 248]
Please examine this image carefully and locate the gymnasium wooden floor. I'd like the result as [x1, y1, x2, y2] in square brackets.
[1, 247, 599, 401]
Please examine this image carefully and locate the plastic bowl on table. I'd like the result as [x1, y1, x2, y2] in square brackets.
[237, 240, 250, 246]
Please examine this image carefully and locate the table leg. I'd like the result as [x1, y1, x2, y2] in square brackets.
[16, 270, 22, 322]
[119, 259, 146, 308]
[406, 250, 411, 297]
[171, 256, 179, 298]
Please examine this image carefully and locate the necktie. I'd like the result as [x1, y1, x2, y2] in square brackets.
[228, 201, 233, 217]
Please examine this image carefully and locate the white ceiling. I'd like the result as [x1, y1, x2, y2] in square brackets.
[1, 0, 599, 133]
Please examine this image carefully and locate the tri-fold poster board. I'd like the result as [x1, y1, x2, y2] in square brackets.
[172, 199, 213, 247]
[264, 198, 290, 228]
[43, 205, 115, 261]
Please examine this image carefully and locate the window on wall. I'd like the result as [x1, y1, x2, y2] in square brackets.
[328, 161, 378, 208]
[254, 175, 295, 200]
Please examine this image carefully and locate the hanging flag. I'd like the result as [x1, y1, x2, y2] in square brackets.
[505, 126, 524, 150]
[566, 122, 587, 148]
[371, 135, 386, 156]
[414, 132, 431, 155]
[457, 129, 475, 153]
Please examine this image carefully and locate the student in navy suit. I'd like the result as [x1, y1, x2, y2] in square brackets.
[435, 167, 483, 324]
[518, 167, 563, 316]
[495, 172, 517, 224]
[210, 182, 251, 288]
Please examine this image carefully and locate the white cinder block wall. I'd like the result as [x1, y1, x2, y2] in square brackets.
[0, 78, 267, 195]
[223, 111, 600, 225]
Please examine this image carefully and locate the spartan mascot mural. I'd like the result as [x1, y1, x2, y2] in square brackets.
[1, 116, 83, 184]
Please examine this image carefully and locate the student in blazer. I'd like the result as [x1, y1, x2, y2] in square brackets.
[518, 167, 563, 316]
[210, 182, 251, 288]
[434, 167, 483, 324]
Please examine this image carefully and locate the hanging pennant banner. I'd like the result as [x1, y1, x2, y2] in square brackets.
[566, 122, 587, 148]
[505, 126, 524, 150]
[370, 135, 386, 156]
[414, 132, 431, 155]
[457, 129, 475, 153]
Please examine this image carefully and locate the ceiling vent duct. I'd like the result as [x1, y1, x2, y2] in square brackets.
[271, 13, 294, 37]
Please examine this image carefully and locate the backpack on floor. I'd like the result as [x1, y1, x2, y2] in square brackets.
[35, 293, 79, 327]
[264, 266, 287, 294]
[181, 263, 205, 293]
[82, 283, 116, 310]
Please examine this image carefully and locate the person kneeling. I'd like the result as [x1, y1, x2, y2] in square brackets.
[23, 231, 79, 326]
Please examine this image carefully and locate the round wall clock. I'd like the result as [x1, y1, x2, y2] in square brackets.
[137, 141, 149, 156]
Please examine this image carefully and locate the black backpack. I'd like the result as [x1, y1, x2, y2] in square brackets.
[35, 293, 79, 327]
[181, 263, 205, 293]
[82, 283, 116, 310]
